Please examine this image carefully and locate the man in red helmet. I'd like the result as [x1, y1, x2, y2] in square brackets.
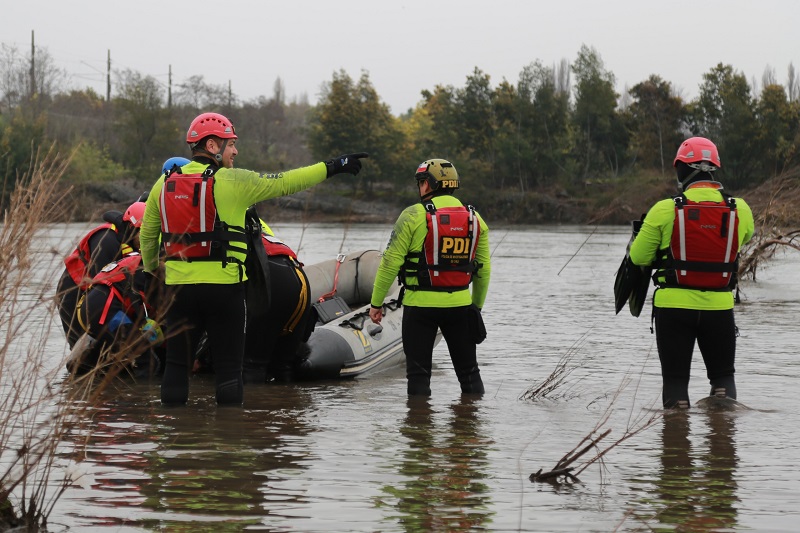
[629, 137, 755, 409]
[56, 201, 147, 348]
[140, 111, 367, 406]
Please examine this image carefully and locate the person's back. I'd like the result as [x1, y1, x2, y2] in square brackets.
[369, 159, 491, 396]
[71, 252, 161, 376]
[139, 112, 367, 406]
[56, 205, 143, 348]
[240, 209, 312, 382]
[628, 137, 754, 408]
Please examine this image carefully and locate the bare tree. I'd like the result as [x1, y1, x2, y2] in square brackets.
[554, 57, 571, 96]
[0, 43, 67, 114]
[762, 64, 777, 88]
[788, 63, 799, 102]
[173, 74, 231, 111]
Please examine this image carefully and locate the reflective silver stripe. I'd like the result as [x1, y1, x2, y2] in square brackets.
[722, 210, 736, 278]
[159, 185, 169, 233]
[431, 213, 440, 277]
[677, 208, 687, 276]
[468, 209, 478, 261]
[199, 179, 209, 247]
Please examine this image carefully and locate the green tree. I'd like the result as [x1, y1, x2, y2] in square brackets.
[47, 88, 110, 147]
[414, 84, 460, 161]
[627, 75, 686, 173]
[756, 83, 800, 176]
[456, 69, 495, 155]
[307, 69, 404, 193]
[111, 69, 180, 177]
[236, 85, 311, 171]
[492, 79, 525, 191]
[689, 63, 760, 187]
[518, 60, 571, 187]
[571, 45, 626, 179]
[0, 114, 46, 206]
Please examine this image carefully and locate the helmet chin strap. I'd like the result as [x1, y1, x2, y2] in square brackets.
[214, 139, 229, 164]
[678, 162, 718, 191]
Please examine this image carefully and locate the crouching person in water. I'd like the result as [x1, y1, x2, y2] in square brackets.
[56, 201, 146, 349]
[241, 207, 313, 383]
[369, 159, 491, 396]
[67, 250, 164, 377]
[629, 137, 754, 409]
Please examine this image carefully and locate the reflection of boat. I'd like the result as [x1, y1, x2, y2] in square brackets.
[295, 250, 432, 380]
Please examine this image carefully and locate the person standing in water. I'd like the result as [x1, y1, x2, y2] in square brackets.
[139, 111, 367, 406]
[369, 159, 490, 396]
[629, 137, 754, 408]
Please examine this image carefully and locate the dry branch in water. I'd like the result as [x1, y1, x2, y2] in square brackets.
[520, 331, 589, 402]
[529, 373, 663, 485]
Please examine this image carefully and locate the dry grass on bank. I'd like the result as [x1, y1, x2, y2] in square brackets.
[0, 147, 134, 530]
[738, 168, 800, 280]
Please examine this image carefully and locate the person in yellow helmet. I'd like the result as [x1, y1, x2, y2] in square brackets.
[629, 137, 754, 409]
[140, 111, 367, 406]
[369, 159, 490, 396]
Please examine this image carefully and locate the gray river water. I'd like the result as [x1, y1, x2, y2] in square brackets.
[10, 223, 800, 531]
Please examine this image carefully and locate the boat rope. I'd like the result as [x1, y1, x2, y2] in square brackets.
[318, 253, 346, 302]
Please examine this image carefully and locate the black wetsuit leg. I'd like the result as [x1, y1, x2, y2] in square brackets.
[655, 307, 737, 407]
[438, 305, 484, 395]
[56, 269, 83, 349]
[402, 306, 440, 396]
[655, 307, 696, 408]
[161, 283, 247, 406]
[696, 308, 737, 399]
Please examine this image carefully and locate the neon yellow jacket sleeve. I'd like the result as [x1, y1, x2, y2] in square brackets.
[629, 188, 754, 310]
[140, 161, 326, 284]
[370, 195, 491, 309]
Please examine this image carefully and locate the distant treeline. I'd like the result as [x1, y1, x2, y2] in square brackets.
[1, 42, 799, 222]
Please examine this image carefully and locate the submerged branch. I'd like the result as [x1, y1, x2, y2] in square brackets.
[529, 361, 663, 485]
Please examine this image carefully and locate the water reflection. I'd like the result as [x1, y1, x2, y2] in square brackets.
[654, 410, 739, 531]
[381, 396, 495, 531]
[62, 382, 316, 529]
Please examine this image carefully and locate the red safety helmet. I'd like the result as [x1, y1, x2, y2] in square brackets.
[186, 112, 237, 147]
[122, 201, 146, 228]
[673, 137, 721, 169]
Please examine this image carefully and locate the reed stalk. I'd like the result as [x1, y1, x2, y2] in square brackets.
[0, 145, 126, 530]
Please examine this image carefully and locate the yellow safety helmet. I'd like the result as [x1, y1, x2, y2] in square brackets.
[414, 159, 459, 191]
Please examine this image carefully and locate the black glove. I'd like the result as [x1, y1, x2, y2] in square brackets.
[325, 152, 369, 178]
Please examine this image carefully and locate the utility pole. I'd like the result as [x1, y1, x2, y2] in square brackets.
[29, 30, 36, 99]
[228, 80, 233, 108]
[168, 65, 172, 108]
[106, 49, 111, 102]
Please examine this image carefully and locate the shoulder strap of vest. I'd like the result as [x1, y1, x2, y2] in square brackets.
[164, 164, 217, 180]
[420, 199, 436, 213]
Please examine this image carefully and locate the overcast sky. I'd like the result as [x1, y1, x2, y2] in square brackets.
[5, 0, 799, 115]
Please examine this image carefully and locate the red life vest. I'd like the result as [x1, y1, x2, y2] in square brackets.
[261, 234, 298, 260]
[402, 200, 480, 292]
[64, 223, 117, 289]
[90, 253, 148, 325]
[158, 167, 247, 266]
[659, 194, 739, 290]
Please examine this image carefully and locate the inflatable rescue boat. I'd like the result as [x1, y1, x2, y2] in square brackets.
[295, 250, 411, 380]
